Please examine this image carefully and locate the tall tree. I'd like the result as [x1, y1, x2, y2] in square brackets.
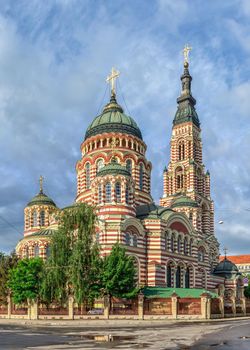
[0, 251, 19, 304]
[8, 258, 43, 304]
[40, 203, 103, 306]
[102, 243, 138, 299]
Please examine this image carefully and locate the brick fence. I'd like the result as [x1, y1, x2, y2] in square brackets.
[0, 293, 248, 320]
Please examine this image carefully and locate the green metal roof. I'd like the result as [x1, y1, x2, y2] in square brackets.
[174, 103, 200, 128]
[171, 195, 199, 208]
[143, 287, 218, 299]
[213, 257, 240, 279]
[97, 158, 130, 177]
[136, 203, 173, 219]
[85, 93, 142, 140]
[27, 191, 56, 208]
[30, 227, 56, 237]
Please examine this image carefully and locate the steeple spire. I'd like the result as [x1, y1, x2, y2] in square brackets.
[173, 45, 200, 128]
[39, 175, 44, 194]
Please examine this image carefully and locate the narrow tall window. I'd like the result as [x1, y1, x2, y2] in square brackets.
[184, 237, 188, 255]
[185, 268, 190, 288]
[105, 182, 111, 203]
[177, 236, 181, 253]
[125, 232, 130, 246]
[40, 210, 45, 226]
[97, 159, 104, 172]
[190, 239, 193, 256]
[167, 266, 172, 287]
[176, 266, 181, 288]
[165, 233, 168, 251]
[115, 182, 121, 203]
[171, 235, 174, 252]
[34, 245, 39, 257]
[178, 141, 185, 160]
[139, 163, 143, 190]
[98, 184, 102, 204]
[32, 211, 37, 227]
[85, 162, 91, 189]
[25, 247, 29, 258]
[133, 234, 137, 247]
[46, 245, 50, 258]
[125, 184, 129, 204]
[126, 159, 132, 174]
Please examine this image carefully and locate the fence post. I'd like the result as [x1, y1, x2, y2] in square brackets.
[171, 293, 178, 319]
[219, 297, 224, 318]
[104, 295, 110, 319]
[7, 295, 12, 319]
[201, 293, 211, 319]
[241, 297, 246, 316]
[138, 291, 144, 320]
[30, 299, 38, 320]
[68, 296, 74, 320]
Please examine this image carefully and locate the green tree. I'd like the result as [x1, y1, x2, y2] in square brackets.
[102, 243, 138, 299]
[0, 251, 19, 304]
[40, 203, 103, 306]
[8, 258, 43, 304]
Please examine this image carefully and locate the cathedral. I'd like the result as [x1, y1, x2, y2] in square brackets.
[16, 49, 232, 292]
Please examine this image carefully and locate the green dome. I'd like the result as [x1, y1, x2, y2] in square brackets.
[213, 257, 240, 279]
[85, 93, 142, 140]
[171, 195, 199, 208]
[27, 191, 56, 208]
[30, 227, 56, 237]
[97, 158, 130, 177]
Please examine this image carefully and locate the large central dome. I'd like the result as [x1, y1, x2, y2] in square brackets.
[85, 93, 142, 140]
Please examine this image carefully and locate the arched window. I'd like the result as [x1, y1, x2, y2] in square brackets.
[34, 245, 39, 257]
[105, 182, 111, 203]
[125, 184, 129, 204]
[98, 184, 102, 204]
[184, 237, 188, 255]
[198, 247, 205, 262]
[115, 182, 121, 203]
[177, 236, 181, 253]
[139, 163, 144, 190]
[125, 232, 130, 246]
[25, 246, 29, 258]
[32, 211, 37, 227]
[40, 210, 45, 226]
[171, 235, 174, 252]
[176, 266, 181, 288]
[167, 265, 172, 287]
[178, 141, 185, 160]
[185, 267, 190, 288]
[45, 245, 51, 258]
[96, 159, 104, 172]
[85, 162, 91, 189]
[176, 166, 184, 190]
[133, 234, 137, 247]
[126, 159, 132, 174]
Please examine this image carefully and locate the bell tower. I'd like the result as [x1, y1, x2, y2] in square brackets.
[160, 46, 214, 238]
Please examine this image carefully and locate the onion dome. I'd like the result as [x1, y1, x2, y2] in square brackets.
[213, 257, 240, 279]
[171, 195, 199, 208]
[97, 158, 130, 177]
[173, 61, 200, 128]
[27, 176, 56, 207]
[85, 92, 142, 140]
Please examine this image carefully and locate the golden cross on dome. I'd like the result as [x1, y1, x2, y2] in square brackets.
[106, 67, 120, 94]
[39, 175, 44, 193]
[183, 44, 192, 63]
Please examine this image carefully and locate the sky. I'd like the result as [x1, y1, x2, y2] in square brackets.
[0, 0, 250, 255]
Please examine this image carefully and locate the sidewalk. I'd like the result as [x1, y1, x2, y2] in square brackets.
[0, 316, 250, 328]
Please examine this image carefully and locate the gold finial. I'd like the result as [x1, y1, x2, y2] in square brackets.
[110, 137, 119, 160]
[39, 175, 44, 193]
[183, 44, 192, 64]
[223, 247, 228, 258]
[106, 67, 120, 95]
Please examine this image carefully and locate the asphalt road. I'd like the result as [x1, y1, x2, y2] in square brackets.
[0, 319, 249, 349]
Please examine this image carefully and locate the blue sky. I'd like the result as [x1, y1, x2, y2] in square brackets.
[0, 0, 250, 255]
